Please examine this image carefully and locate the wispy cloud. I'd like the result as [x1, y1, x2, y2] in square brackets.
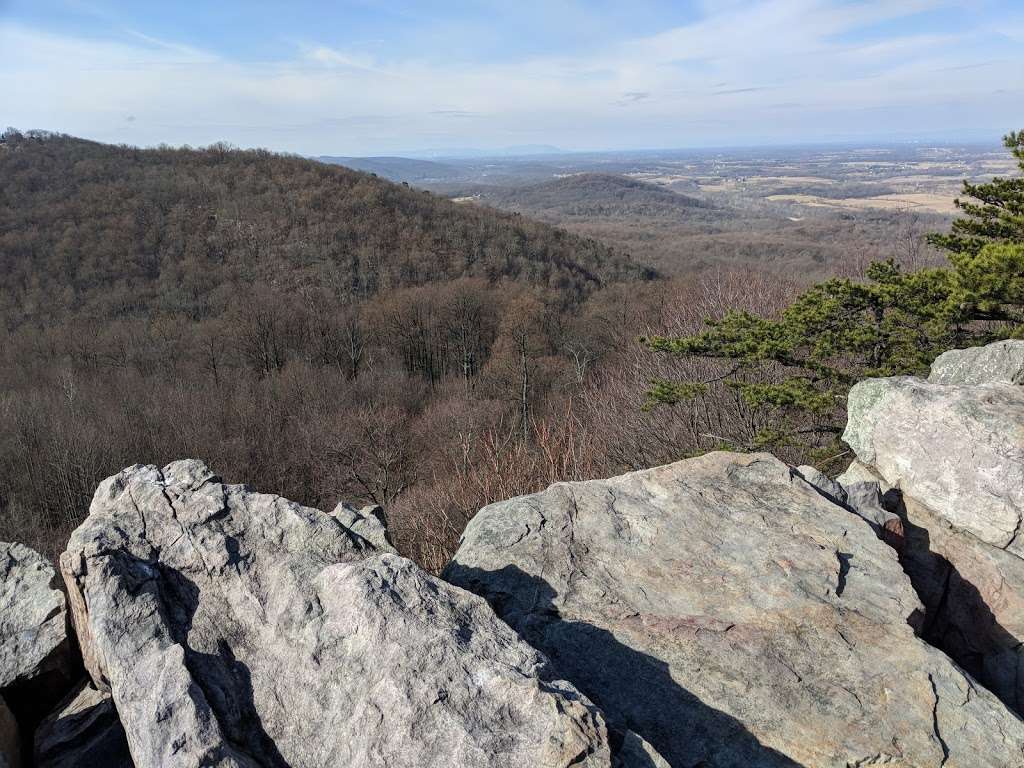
[712, 87, 773, 96]
[430, 110, 480, 118]
[1, 0, 1020, 153]
[934, 59, 1005, 72]
[298, 44, 387, 74]
[616, 91, 651, 106]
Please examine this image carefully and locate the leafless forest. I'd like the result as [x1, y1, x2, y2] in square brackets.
[0, 131, 949, 570]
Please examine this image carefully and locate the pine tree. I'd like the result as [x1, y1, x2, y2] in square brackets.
[644, 131, 1024, 466]
[928, 131, 1024, 255]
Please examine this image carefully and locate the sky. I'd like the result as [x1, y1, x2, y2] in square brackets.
[2, 0, 1023, 156]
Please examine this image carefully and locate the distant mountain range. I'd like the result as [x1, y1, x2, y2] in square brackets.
[397, 145, 564, 160]
[316, 145, 565, 175]
[316, 156, 464, 182]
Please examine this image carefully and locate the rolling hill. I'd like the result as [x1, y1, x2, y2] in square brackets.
[478, 173, 710, 218]
[0, 133, 652, 329]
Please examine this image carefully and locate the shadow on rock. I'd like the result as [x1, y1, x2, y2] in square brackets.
[447, 564, 803, 768]
[156, 561, 290, 768]
[34, 683, 132, 768]
[884, 489, 1024, 717]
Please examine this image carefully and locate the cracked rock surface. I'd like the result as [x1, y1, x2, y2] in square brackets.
[61, 459, 612, 768]
[928, 340, 1024, 385]
[0, 541, 80, 749]
[796, 465, 904, 549]
[843, 373, 1024, 556]
[446, 451, 1024, 767]
[896, 491, 1024, 718]
[843, 341, 1024, 720]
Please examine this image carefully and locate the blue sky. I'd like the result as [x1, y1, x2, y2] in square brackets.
[2, 0, 1022, 155]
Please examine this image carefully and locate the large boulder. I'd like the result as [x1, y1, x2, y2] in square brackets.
[843, 375, 1024, 555]
[34, 683, 132, 768]
[843, 341, 1024, 718]
[446, 452, 1024, 767]
[894, 492, 1024, 716]
[928, 339, 1024, 385]
[62, 460, 613, 768]
[0, 542, 80, 741]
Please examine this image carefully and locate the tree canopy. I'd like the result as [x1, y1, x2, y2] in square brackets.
[645, 131, 1024, 466]
[928, 130, 1024, 255]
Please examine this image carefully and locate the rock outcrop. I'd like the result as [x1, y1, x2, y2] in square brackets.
[5, 340, 1024, 767]
[0, 541, 80, 757]
[928, 339, 1024, 385]
[329, 503, 394, 553]
[842, 372, 1024, 556]
[844, 339, 1024, 718]
[34, 683, 132, 768]
[61, 460, 613, 768]
[446, 451, 1024, 767]
[796, 465, 904, 549]
[612, 732, 670, 768]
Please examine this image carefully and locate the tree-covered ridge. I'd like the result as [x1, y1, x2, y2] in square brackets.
[645, 131, 1024, 466]
[0, 130, 674, 571]
[482, 173, 708, 218]
[0, 130, 653, 329]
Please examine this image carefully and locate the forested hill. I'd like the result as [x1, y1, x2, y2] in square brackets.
[479, 173, 709, 218]
[0, 131, 652, 329]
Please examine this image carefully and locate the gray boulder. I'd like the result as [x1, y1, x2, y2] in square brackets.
[329, 502, 395, 553]
[300, 553, 610, 767]
[0, 542, 80, 740]
[835, 457, 889, 490]
[843, 375, 1024, 555]
[446, 452, 1024, 767]
[62, 460, 612, 768]
[894, 492, 1024, 717]
[841, 341, 1024, 719]
[928, 339, 1024, 385]
[34, 683, 132, 768]
[794, 465, 846, 505]
[796, 465, 904, 549]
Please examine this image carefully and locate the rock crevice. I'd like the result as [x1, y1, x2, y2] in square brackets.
[446, 451, 1024, 766]
[57, 459, 614, 768]
[843, 340, 1024, 719]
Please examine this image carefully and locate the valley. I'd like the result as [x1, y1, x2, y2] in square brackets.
[324, 142, 1010, 279]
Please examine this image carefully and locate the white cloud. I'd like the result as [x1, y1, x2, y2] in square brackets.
[0, 0, 1019, 154]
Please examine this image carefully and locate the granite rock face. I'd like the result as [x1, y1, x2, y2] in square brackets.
[894, 493, 1024, 717]
[328, 503, 395, 554]
[843, 341, 1024, 719]
[300, 553, 611, 767]
[34, 683, 132, 768]
[612, 731, 670, 768]
[61, 460, 613, 768]
[446, 452, 1024, 767]
[796, 465, 904, 549]
[0, 542, 80, 745]
[928, 339, 1024, 385]
[843, 375, 1024, 555]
